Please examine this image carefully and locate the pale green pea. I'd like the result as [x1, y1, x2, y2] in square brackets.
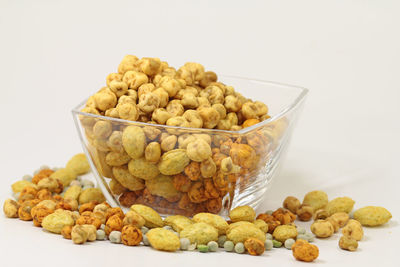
[218, 235, 227, 247]
[265, 210, 273, 215]
[141, 226, 149, 235]
[272, 240, 282, 248]
[22, 175, 32, 182]
[188, 243, 197, 251]
[284, 238, 295, 249]
[81, 179, 94, 188]
[265, 233, 273, 240]
[297, 227, 306, 235]
[264, 240, 273, 250]
[100, 224, 105, 230]
[96, 229, 105, 240]
[234, 242, 245, 254]
[109, 231, 121, 243]
[198, 244, 209, 253]
[224, 241, 234, 252]
[142, 235, 150, 246]
[180, 238, 190, 250]
[305, 232, 315, 242]
[208, 241, 218, 252]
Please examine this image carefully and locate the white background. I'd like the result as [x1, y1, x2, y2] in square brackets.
[0, 0, 399, 266]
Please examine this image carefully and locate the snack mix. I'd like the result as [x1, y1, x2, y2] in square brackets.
[2, 55, 393, 263]
[78, 55, 284, 216]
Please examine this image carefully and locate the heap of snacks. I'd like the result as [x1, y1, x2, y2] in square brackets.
[3, 159, 392, 262]
[78, 55, 287, 216]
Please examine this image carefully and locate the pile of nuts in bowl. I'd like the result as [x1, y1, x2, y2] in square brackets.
[78, 55, 289, 216]
[3, 153, 392, 263]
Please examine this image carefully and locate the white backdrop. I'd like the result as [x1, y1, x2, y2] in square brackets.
[0, 1, 399, 266]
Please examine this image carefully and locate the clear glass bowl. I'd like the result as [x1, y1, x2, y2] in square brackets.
[72, 76, 308, 217]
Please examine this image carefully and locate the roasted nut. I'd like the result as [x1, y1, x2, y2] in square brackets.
[18, 200, 39, 221]
[303, 190, 328, 211]
[198, 107, 220, 129]
[227, 224, 266, 244]
[93, 203, 109, 214]
[109, 80, 128, 97]
[244, 238, 265, 256]
[105, 207, 124, 221]
[160, 135, 177, 151]
[113, 165, 145, 190]
[339, 236, 358, 251]
[93, 88, 117, 111]
[105, 214, 123, 235]
[123, 70, 148, 90]
[79, 201, 97, 214]
[296, 205, 314, 221]
[158, 76, 182, 97]
[118, 55, 139, 74]
[138, 57, 161, 76]
[200, 157, 217, 178]
[110, 179, 127, 195]
[164, 215, 193, 232]
[64, 185, 82, 201]
[329, 212, 350, 228]
[106, 72, 123, 87]
[42, 210, 75, 234]
[31, 205, 54, 226]
[61, 225, 73, 239]
[199, 71, 217, 87]
[314, 209, 329, 220]
[153, 88, 169, 108]
[326, 197, 355, 216]
[310, 219, 334, 238]
[326, 217, 340, 233]
[66, 153, 90, 175]
[173, 174, 192, 193]
[256, 214, 280, 233]
[81, 224, 97, 241]
[282, 196, 301, 214]
[229, 205, 256, 222]
[117, 102, 139, 121]
[177, 62, 205, 86]
[242, 119, 260, 128]
[353, 206, 392, 226]
[37, 177, 60, 193]
[76, 212, 102, 229]
[119, 191, 137, 207]
[272, 208, 296, 225]
[128, 158, 160, 180]
[147, 228, 180, 251]
[183, 110, 203, 128]
[145, 142, 161, 163]
[130, 204, 163, 228]
[272, 225, 298, 242]
[122, 126, 146, 159]
[342, 219, 363, 241]
[78, 188, 106, 205]
[152, 108, 173, 124]
[193, 212, 228, 235]
[229, 143, 257, 169]
[184, 161, 201, 181]
[224, 95, 242, 112]
[138, 92, 160, 114]
[50, 168, 76, 187]
[121, 225, 142, 246]
[158, 149, 190, 175]
[71, 225, 89, 244]
[186, 139, 212, 162]
[36, 189, 53, 201]
[123, 210, 145, 227]
[180, 222, 218, 245]
[253, 219, 269, 233]
[3, 199, 20, 218]
[105, 151, 131, 167]
[145, 174, 180, 199]
[292, 240, 319, 262]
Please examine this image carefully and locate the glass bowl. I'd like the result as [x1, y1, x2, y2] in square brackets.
[72, 76, 308, 217]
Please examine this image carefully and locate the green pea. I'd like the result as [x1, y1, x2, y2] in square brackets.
[109, 231, 121, 244]
[265, 233, 273, 240]
[180, 238, 190, 250]
[141, 226, 149, 235]
[284, 238, 295, 249]
[96, 229, 105, 240]
[305, 233, 315, 242]
[207, 241, 218, 252]
[234, 242, 245, 254]
[296, 234, 308, 241]
[218, 235, 227, 247]
[272, 239, 282, 248]
[224, 241, 234, 252]
[297, 227, 306, 235]
[264, 240, 273, 250]
[142, 235, 150, 246]
[265, 210, 273, 215]
[198, 244, 209, 253]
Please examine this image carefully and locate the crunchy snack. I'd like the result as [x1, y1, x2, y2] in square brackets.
[325, 197, 355, 216]
[61, 225, 73, 239]
[310, 220, 334, 238]
[147, 228, 181, 251]
[253, 219, 269, 233]
[71, 225, 89, 244]
[180, 222, 218, 245]
[78, 188, 106, 205]
[353, 206, 392, 226]
[329, 212, 350, 227]
[66, 153, 90, 175]
[326, 217, 340, 233]
[122, 126, 146, 159]
[314, 209, 329, 220]
[122, 210, 145, 227]
[42, 210, 74, 234]
[31, 205, 54, 226]
[121, 225, 142, 246]
[229, 205, 256, 222]
[105, 214, 123, 235]
[3, 199, 20, 218]
[296, 205, 313, 221]
[342, 219, 363, 241]
[292, 240, 319, 262]
[272, 208, 296, 225]
[244, 238, 265, 256]
[145, 174, 180, 199]
[50, 168, 76, 187]
[164, 215, 193, 232]
[339, 236, 358, 251]
[128, 158, 160, 180]
[226, 224, 266, 244]
[302, 190, 328, 211]
[272, 225, 298, 242]
[256, 213, 281, 234]
[64, 185, 82, 200]
[192, 212, 228, 235]
[130, 204, 163, 228]
[283, 196, 301, 214]
[12, 180, 37, 193]
[158, 149, 190, 175]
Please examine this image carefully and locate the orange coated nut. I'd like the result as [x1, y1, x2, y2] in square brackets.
[79, 201, 97, 214]
[121, 225, 143, 246]
[105, 214, 123, 235]
[31, 205, 54, 227]
[119, 191, 137, 207]
[244, 238, 265, 256]
[272, 208, 296, 225]
[242, 119, 260, 128]
[184, 161, 201, 181]
[256, 213, 280, 234]
[105, 207, 124, 221]
[292, 240, 319, 262]
[61, 225, 73, 239]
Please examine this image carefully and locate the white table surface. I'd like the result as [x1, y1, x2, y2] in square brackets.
[0, 1, 399, 266]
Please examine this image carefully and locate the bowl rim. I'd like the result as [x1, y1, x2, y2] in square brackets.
[71, 75, 308, 134]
